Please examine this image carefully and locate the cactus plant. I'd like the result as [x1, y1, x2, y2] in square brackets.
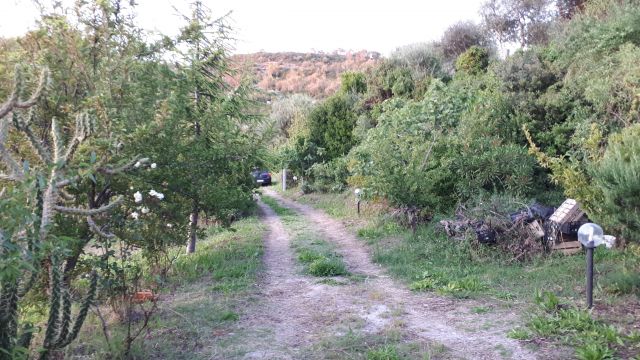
[0, 66, 140, 358]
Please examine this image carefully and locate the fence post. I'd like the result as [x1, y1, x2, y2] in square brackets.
[282, 168, 287, 192]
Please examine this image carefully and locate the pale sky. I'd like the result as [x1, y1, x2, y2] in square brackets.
[0, 0, 484, 55]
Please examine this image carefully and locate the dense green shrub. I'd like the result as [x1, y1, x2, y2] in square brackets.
[309, 157, 349, 193]
[452, 138, 537, 198]
[455, 46, 490, 75]
[278, 135, 323, 179]
[494, 49, 557, 94]
[308, 94, 358, 160]
[593, 124, 640, 242]
[365, 60, 419, 104]
[274, 0, 640, 247]
[348, 81, 475, 211]
[340, 71, 367, 94]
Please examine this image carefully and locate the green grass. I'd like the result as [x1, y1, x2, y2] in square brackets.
[359, 218, 640, 303]
[260, 194, 296, 218]
[279, 190, 640, 357]
[603, 270, 640, 296]
[173, 217, 265, 290]
[309, 328, 447, 360]
[70, 215, 266, 359]
[292, 229, 350, 278]
[308, 257, 349, 277]
[261, 195, 351, 279]
[518, 291, 640, 359]
[274, 186, 358, 219]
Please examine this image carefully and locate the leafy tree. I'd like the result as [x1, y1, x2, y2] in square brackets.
[480, 0, 554, 47]
[441, 21, 492, 60]
[278, 135, 323, 180]
[308, 94, 357, 160]
[147, 1, 261, 254]
[557, 0, 586, 19]
[268, 93, 315, 143]
[390, 42, 447, 79]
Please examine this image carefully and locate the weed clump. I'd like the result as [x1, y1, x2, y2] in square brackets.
[366, 345, 400, 360]
[604, 271, 640, 296]
[297, 250, 324, 263]
[516, 291, 639, 359]
[308, 257, 349, 277]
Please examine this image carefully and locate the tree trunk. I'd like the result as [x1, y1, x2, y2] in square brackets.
[186, 201, 199, 254]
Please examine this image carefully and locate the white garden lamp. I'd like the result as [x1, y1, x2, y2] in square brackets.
[577, 223, 604, 309]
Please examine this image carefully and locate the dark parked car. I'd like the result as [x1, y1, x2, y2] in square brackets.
[251, 169, 272, 186]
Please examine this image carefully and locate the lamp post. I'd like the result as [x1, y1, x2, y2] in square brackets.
[577, 223, 605, 309]
[354, 188, 362, 215]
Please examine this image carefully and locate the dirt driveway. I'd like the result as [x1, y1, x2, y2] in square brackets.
[227, 188, 537, 359]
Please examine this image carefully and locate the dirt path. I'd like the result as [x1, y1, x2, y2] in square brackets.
[230, 189, 538, 359]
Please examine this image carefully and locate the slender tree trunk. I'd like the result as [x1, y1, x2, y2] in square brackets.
[187, 1, 204, 255]
[186, 200, 199, 254]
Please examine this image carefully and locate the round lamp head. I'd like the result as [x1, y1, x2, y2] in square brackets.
[578, 223, 604, 248]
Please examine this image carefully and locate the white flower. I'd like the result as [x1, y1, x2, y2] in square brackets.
[130, 211, 139, 220]
[149, 190, 164, 200]
[166, 223, 173, 228]
[133, 191, 143, 203]
[150, 163, 157, 169]
[134, 161, 141, 168]
[293, 176, 298, 181]
[141, 207, 150, 214]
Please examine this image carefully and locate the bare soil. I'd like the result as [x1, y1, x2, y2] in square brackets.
[215, 188, 550, 359]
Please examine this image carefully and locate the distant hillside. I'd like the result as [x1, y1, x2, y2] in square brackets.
[231, 51, 381, 98]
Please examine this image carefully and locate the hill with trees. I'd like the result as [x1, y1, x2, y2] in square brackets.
[231, 51, 381, 98]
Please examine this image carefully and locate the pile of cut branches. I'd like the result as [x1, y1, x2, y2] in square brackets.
[438, 197, 549, 261]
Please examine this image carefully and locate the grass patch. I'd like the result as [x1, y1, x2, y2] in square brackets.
[471, 306, 491, 314]
[292, 232, 350, 277]
[276, 188, 357, 219]
[262, 197, 351, 278]
[603, 271, 640, 296]
[71, 215, 266, 359]
[520, 291, 640, 359]
[172, 217, 264, 290]
[282, 191, 639, 303]
[311, 328, 443, 360]
[260, 194, 296, 218]
[308, 257, 349, 277]
[364, 220, 640, 303]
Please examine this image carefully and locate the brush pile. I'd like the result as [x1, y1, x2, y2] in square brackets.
[438, 197, 559, 260]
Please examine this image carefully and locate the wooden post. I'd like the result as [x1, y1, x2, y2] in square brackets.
[282, 168, 287, 192]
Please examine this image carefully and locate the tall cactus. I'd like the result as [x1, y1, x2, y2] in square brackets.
[0, 66, 140, 358]
[39, 257, 98, 360]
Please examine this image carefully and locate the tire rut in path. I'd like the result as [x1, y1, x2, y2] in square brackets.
[259, 188, 537, 360]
